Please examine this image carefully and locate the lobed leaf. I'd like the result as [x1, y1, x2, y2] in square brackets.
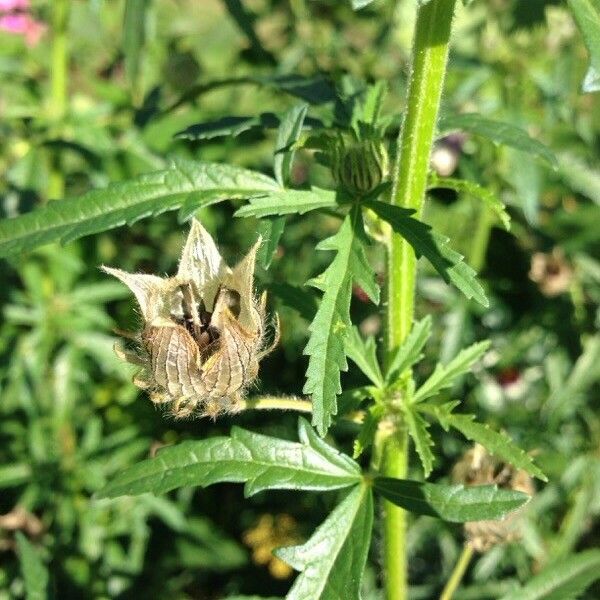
[275, 483, 373, 600]
[345, 326, 384, 388]
[373, 477, 530, 522]
[303, 208, 380, 435]
[385, 315, 432, 383]
[428, 174, 511, 230]
[97, 418, 361, 499]
[353, 404, 385, 458]
[412, 341, 490, 403]
[438, 113, 558, 169]
[499, 550, 600, 600]
[365, 200, 488, 306]
[0, 159, 279, 259]
[274, 104, 309, 187]
[235, 188, 337, 218]
[426, 404, 547, 482]
[403, 406, 435, 478]
[16, 532, 48, 600]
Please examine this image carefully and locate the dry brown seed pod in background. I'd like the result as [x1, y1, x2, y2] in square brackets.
[452, 444, 534, 553]
[102, 219, 279, 419]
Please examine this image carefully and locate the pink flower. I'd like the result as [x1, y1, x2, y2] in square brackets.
[0, 11, 46, 46]
[0, 0, 29, 11]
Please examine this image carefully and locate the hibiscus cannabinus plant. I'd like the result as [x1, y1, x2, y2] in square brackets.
[5, 0, 600, 598]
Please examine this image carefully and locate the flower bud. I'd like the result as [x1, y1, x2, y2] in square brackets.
[333, 138, 389, 196]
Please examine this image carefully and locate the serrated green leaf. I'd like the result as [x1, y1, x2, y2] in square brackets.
[345, 327, 384, 388]
[404, 406, 435, 477]
[97, 418, 361, 499]
[412, 341, 490, 403]
[373, 477, 530, 522]
[386, 316, 432, 383]
[353, 404, 385, 458]
[16, 532, 48, 600]
[275, 483, 373, 600]
[426, 405, 547, 481]
[0, 159, 279, 258]
[365, 200, 488, 306]
[303, 209, 380, 435]
[568, 0, 600, 93]
[235, 188, 337, 218]
[428, 175, 511, 230]
[438, 113, 558, 169]
[499, 550, 600, 600]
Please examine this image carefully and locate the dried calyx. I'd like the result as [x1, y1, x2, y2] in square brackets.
[453, 444, 534, 552]
[102, 219, 278, 419]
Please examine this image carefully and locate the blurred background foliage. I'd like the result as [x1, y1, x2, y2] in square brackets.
[0, 0, 599, 598]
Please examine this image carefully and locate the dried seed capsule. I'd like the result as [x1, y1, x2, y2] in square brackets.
[102, 219, 279, 419]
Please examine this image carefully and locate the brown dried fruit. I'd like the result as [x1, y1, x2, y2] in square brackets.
[103, 219, 278, 418]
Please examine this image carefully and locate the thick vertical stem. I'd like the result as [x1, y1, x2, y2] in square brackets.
[48, 0, 70, 200]
[382, 2, 457, 600]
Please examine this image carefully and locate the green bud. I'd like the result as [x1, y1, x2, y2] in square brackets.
[333, 139, 389, 196]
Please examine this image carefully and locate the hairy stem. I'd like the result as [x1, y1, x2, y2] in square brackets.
[382, 2, 457, 599]
[439, 543, 474, 600]
[240, 396, 313, 413]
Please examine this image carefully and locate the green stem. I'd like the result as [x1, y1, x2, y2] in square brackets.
[383, 2, 457, 599]
[48, 0, 70, 200]
[439, 543, 474, 600]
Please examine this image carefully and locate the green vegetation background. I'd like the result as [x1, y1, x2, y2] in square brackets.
[0, 0, 598, 598]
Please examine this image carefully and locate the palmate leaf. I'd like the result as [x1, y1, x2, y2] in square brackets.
[303, 208, 380, 435]
[428, 175, 511, 230]
[568, 0, 600, 93]
[16, 532, 48, 600]
[499, 550, 600, 600]
[438, 113, 558, 169]
[345, 326, 384, 388]
[97, 418, 361, 499]
[373, 477, 530, 522]
[0, 159, 279, 259]
[403, 405, 435, 477]
[423, 403, 547, 481]
[386, 315, 432, 383]
[412, 340, 490, 403]
[235, 188, 337, 218]
[365, 200, 488, 306]
[275, 483, 373, 600]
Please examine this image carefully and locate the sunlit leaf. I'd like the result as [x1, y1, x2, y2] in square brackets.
[0, 159, 279, 258]
[275, 484, 373, 600]
[412, 341, 490, 403]
[404, 405, 435, 477]
[303, 208, 380, 435]
[365, 200, 488, 306]
[428, 174, 511, 230]
[345, 326, 384, 388]
[373, 477, 530, 522]
[424, 403, 547, 482]
[438, 113, 558, 169]
[235, 188, 337, 218]
[386, 316, 432, 383]
[97, 418, 361, 498]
